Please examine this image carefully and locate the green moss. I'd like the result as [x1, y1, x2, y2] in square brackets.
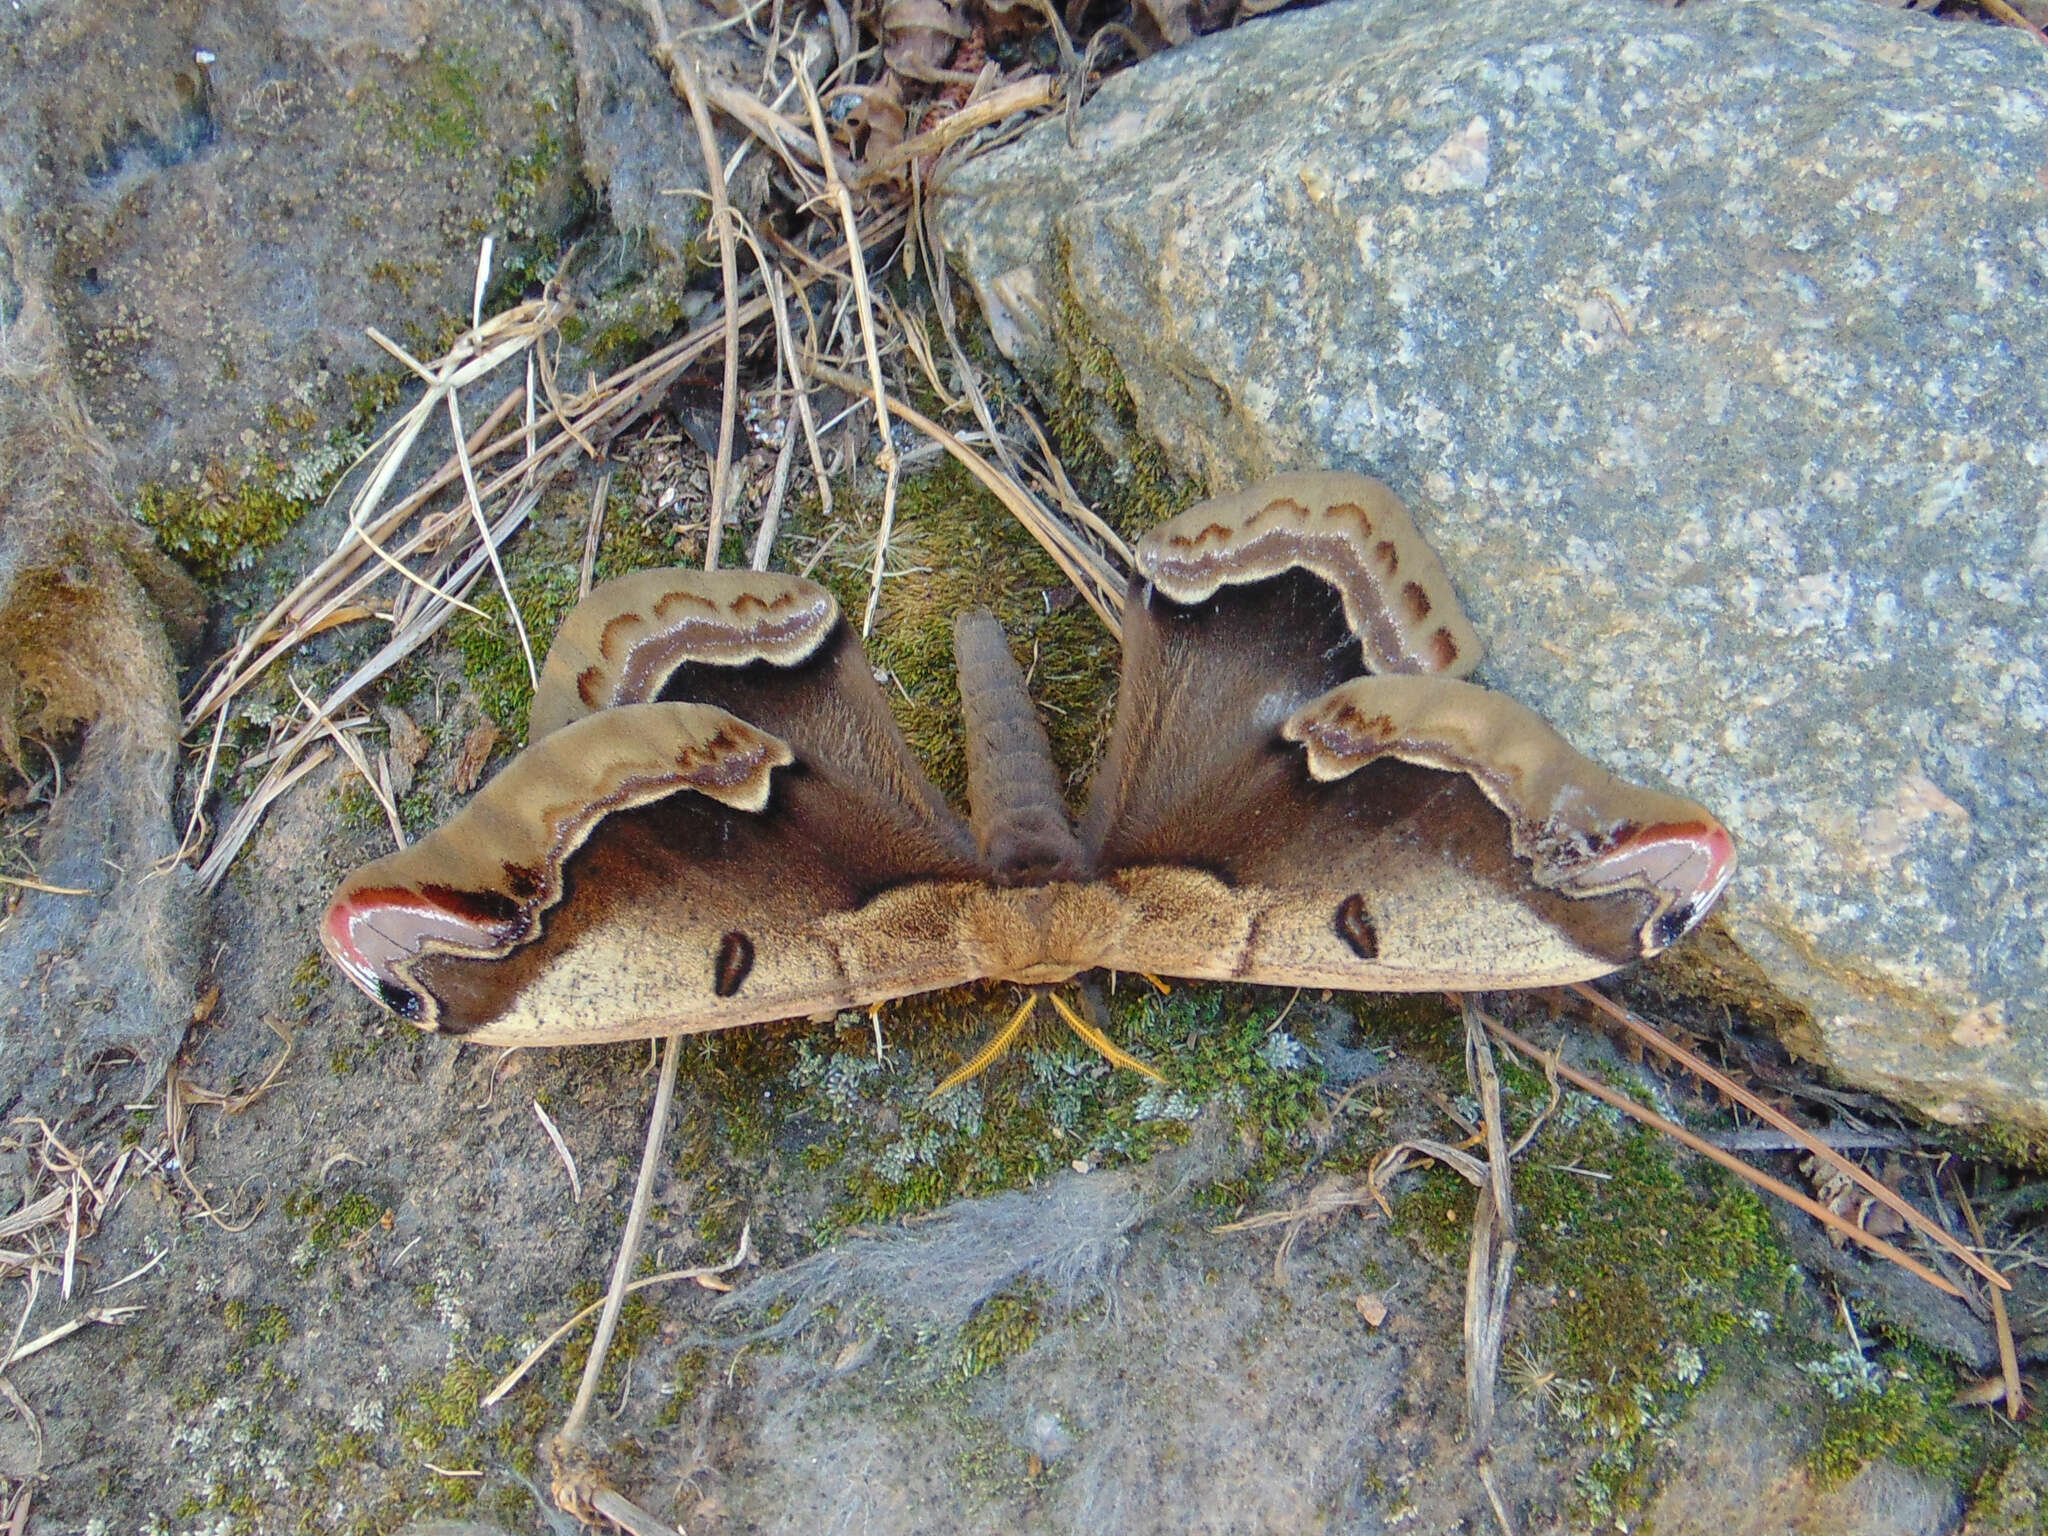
[387, 44, 488, 159]
[801, 457, 1123, 805]
[556, 1281, 663, 1402]
[285, 1186, 392, 1268]
[1348, 992, 1465, 1071]
[953, 1289, 1043, 1379]
[137, 461, 315, 585]
[780, 982, 1325, 1233]
[1045, 282, 1196, 527]
[1389, 1077, 1802, 1520]
[574, 262, 709, 370]
[451, 557, 578, 740]
[1808, 1330, 1992, 1488]
[347, 367, 410, 435]
[288, 950, 328, 1012]
[1970, 1413, 2048, 1532]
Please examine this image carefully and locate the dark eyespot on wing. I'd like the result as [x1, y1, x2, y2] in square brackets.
[1374, 539, 1399, 575]
[378, 979, 425, 1020]
[1335, 893, 1379, 960]
[1649, 902, 1697, 954]
[1402, 582, 1431, 621]
[714, 930, 756, 998]
[1429, 630, 1460, 670]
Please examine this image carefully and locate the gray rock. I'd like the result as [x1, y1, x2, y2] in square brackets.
[937, 0, 2048, 1132]
[1648, 1369, 1960, 1536]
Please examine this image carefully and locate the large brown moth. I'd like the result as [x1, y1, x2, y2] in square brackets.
[322, 472, 1734, 1070]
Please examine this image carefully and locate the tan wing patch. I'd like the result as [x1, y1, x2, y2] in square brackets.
[530, 569, 839, 738]
[1283, 675, 1735, 954]
[323, 702, 792, 1023]
[1136, 471, 1483, 678]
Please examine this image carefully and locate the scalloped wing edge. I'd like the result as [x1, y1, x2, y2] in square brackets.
[323, 701, 793, 1025]
[1283, 675, 1735, 956]
[530, 569, 840, 739]
[1136, 470, 1484, 677]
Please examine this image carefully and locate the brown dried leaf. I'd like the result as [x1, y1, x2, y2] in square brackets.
[1133, 0, 1231, 48]
[381, 705, 428, 769]
[881, 0, 969, 79]
[1954, 1374, 2011, 1407]
[452, 721, 499, 794]
[1355, 1292, 1389, 1328]
[973, 0, 1041, 44]
[842, 74, 909, 163]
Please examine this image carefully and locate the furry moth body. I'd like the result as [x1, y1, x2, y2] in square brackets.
[324, 472, 1734, 1046]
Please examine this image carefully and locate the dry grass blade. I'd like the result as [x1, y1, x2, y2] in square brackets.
[0, 1127, 151, 1297]
[181, 378, 527, 731]
[1460, 998, 1517, 1450]
[163, 1068, 265, 1234]
[579, 472, 611, 602]
[0, 875, 90, 897]
[0, 1190, 65, 1247]
[532, 1100, 583, 1204]
[642, 7, 746, 570]
[1570, 983, 2007, 1293]
[446, 386, 538, 688]
[1212, 1177, 1380, 1235]
[288, 678, 400, 850]
[1212, 1175, 1379, 1285]
[2, 1306, 143, 1369]
[1362, 1000, 1522, 1452]
[1483, 1016, 1968, 1300]
[591, 1489, 685, 1536]
[1943, 1165, 2025, 1417]
[1476, 1451, 1517, 1536]
[479, 1223, 753, 1409]
[175, 1016, 295, 1116]
[183, 272, 826, 886]
[807, 363, 1126, 632]
[792, 68, 903, 631]
[856, 73, 1059, 187]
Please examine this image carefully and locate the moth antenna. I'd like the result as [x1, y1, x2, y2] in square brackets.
[931, 992, 1042, 1097]
[1047, 990, 1165, 1082]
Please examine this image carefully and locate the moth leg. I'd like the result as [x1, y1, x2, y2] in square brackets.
[1047, 989, 1165, 1084]
[932, 992, 1042, 1097]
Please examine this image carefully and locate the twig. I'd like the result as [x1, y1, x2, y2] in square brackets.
[856, 74, 1060, 188]
[751, 415, 800, 571]
[0, 875, 91, 897]
[1943, 1164, 2026, 1418]
[1571, 984, 2007, 1293]
[1484, 1017, 1968, 1300]
[1459, 997, 1516, 1449]
[558, 1032, 684, 1447]
[482, 1223, 752, 1408]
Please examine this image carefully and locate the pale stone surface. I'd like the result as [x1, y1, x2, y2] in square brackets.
[937, 0, 2048, 1132]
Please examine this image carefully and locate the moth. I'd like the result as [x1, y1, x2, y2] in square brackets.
[322, 472, 1734, 1073]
